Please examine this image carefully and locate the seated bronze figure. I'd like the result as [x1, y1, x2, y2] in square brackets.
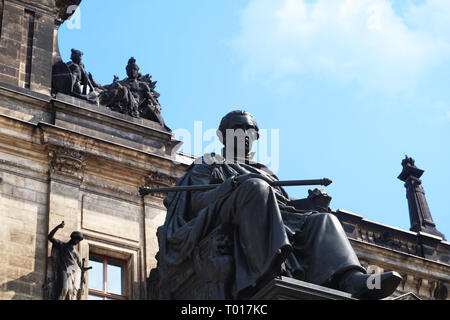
[149, 111, 402, 300]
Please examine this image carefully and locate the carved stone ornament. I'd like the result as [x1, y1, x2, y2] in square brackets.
[50, 148, 85, 178]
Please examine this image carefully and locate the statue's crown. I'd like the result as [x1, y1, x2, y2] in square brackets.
[402, 155, 416, 168]
[126, 57, 139, 71]
[128, 57, 137, 65]
[71, 48, 83, 56]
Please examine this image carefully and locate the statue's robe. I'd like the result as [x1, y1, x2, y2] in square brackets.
[158, 153, 365, 297]
[67, 61, 88, 95]
[50, 240, 83, 300]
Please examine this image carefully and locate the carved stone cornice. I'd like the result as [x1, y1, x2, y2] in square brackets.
[352, 224, 422, 256]
[49, 147, 85, 179]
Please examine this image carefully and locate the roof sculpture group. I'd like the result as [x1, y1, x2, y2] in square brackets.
[52, 49, 168, 130]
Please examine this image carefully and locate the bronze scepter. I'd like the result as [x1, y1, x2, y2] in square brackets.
[139, 178, 332, 197]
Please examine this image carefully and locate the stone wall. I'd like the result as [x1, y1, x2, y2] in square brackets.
[0, 0, 57, 95]
[0, 84, 190, 300]
[0, 161, 48, 299]
[335, 209, 450, 300]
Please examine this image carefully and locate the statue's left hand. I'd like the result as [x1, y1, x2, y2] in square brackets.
[82, 258, 93, 271]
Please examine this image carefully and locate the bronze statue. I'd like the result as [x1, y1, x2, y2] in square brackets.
[45, 221, 91, 300]
[152, 110, 402, 300]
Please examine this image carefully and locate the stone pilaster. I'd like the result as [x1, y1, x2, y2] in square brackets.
[47, 146, 85, 231]
[46, 147, 86, 290]
[142, 170, 178, 277]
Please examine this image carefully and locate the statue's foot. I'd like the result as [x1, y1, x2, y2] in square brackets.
[340, 270, 403, 300]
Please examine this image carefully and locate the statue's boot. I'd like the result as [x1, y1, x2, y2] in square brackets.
[339, 270, 402, 300]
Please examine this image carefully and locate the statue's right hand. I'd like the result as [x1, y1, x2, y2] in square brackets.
[59, 221, 65, 229]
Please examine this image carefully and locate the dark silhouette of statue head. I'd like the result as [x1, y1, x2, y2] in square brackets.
[69, 231, 84, 245]
[217, 110, 260, 162]
[218, 111, 259, 137]
[70, 49, 83, 65]
[126, 57, 140, 80]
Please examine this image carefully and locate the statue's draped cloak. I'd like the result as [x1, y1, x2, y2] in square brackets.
[158, 154, 311, 295]
[50, 240, 82, 299]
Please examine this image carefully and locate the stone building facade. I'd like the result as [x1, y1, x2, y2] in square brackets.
[0, 0, 191, 300]
[0, 0, 448, 300]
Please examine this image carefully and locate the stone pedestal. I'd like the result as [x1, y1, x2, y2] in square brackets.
[251, 277, 355, 300]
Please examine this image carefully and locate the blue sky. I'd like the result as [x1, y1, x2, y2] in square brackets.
[59, 0, 450, 238]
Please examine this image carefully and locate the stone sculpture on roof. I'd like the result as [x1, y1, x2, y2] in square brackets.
[52, 51, 168, 130]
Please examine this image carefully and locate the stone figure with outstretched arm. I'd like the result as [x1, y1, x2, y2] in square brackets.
[46, 221, 92, 300]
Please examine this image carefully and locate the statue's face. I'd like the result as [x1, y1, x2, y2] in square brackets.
[127, 66, 139, 79]
[69, 237, 82, 246]
[220, 115, 259, 161]
[71, 53, 82, 64]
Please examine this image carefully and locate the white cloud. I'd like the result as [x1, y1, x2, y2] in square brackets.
[233, 0, 450, 94]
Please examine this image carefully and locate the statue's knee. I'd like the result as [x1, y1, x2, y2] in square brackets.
[240, 178, 271, 196]
[235, 178, 272, 205]
[311, 212, 338, 224]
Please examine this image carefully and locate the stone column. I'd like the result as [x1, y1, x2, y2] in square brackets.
[398, 156, 445, 239]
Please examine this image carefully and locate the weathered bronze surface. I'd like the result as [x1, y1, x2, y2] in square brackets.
[139, 178, 333, 196]
[149, 111, 402, 300]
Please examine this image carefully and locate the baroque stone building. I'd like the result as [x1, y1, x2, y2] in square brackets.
[0, 0, 448, 300]
[0, 0, 191, 300]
